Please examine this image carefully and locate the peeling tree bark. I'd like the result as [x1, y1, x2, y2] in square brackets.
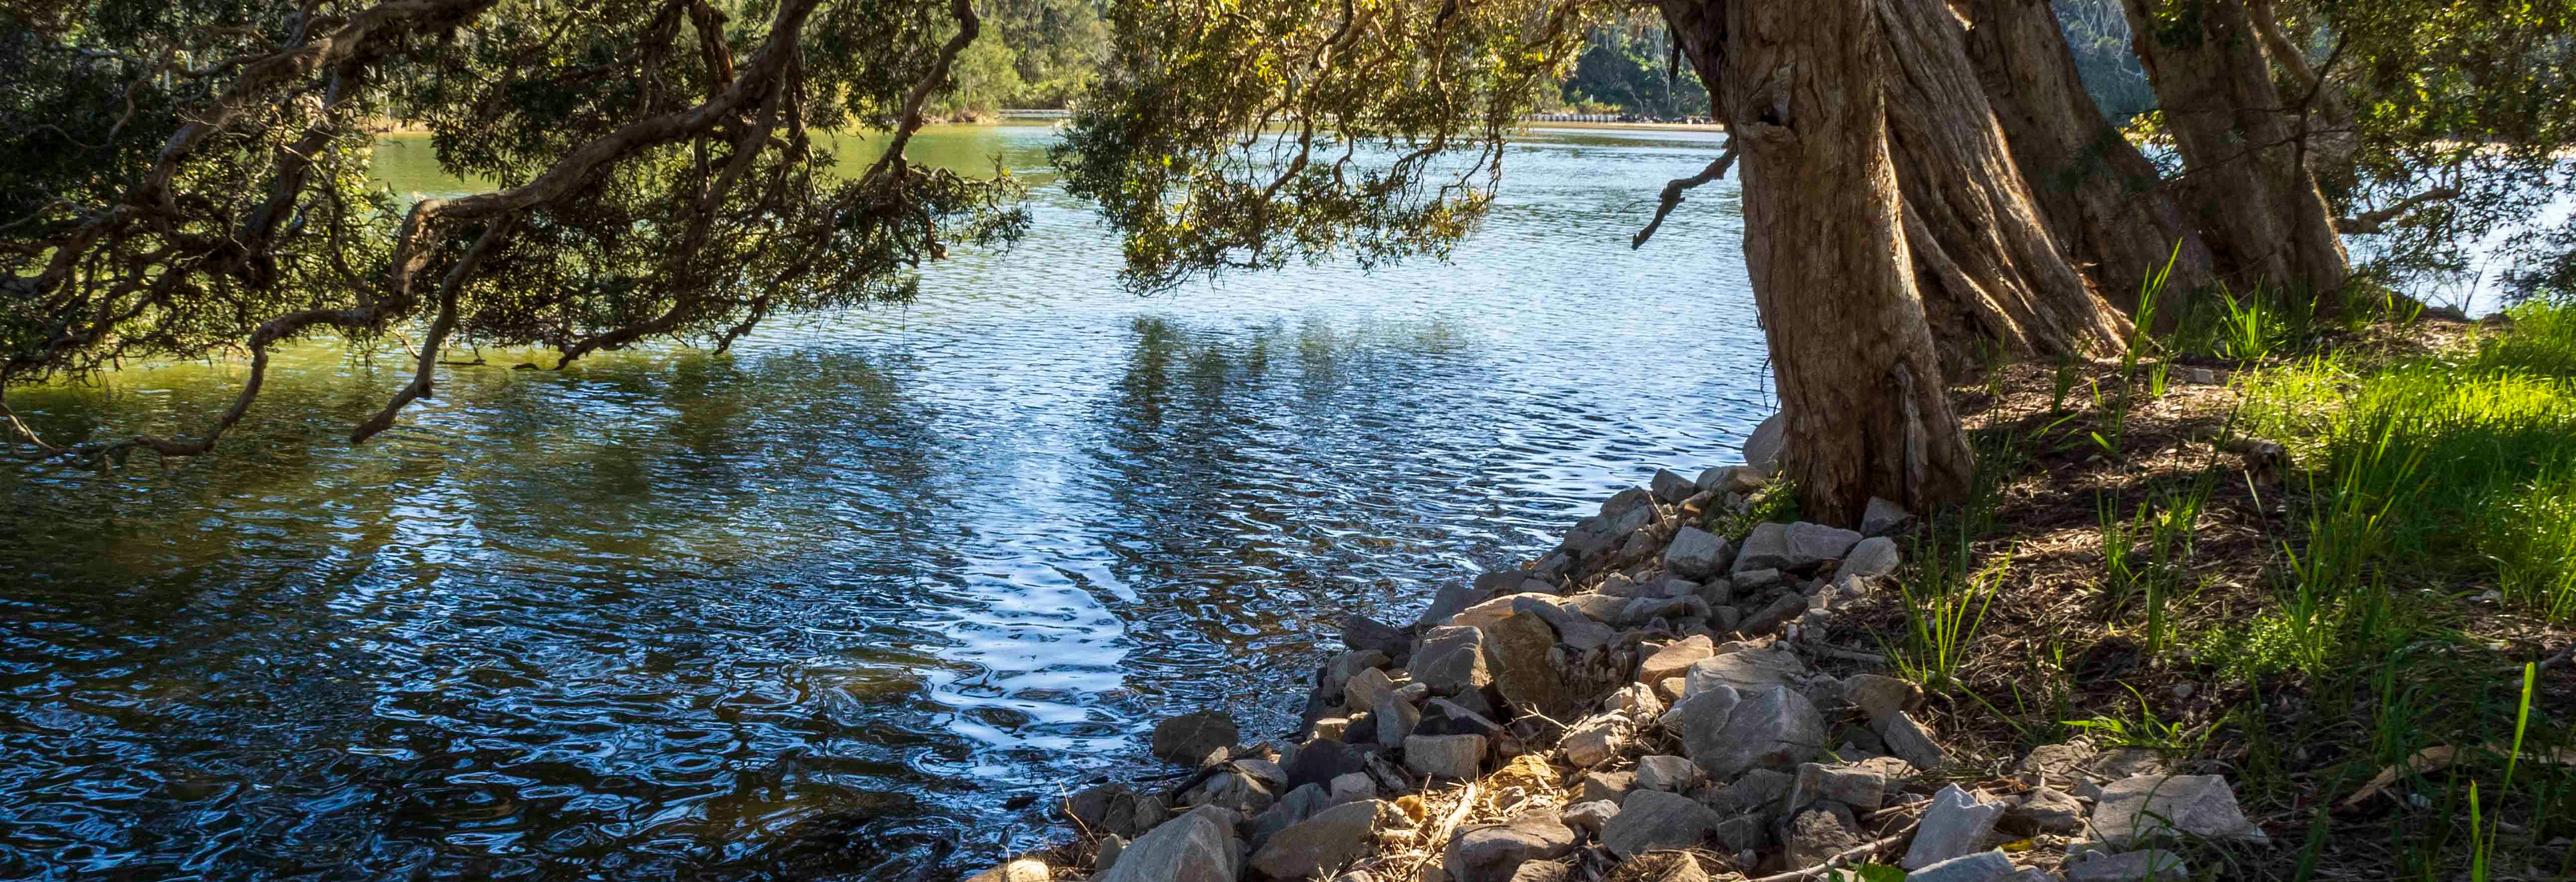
[2119, 0, 2348, 305]
[1662, 0, 1975, 525]
[1962, 0, 2217, 315]
[1878, 0, 2131, 368]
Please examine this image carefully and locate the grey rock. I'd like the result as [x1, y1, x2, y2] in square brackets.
[1404, 734, 1487, 780]
[1236, 757, 1287, 789]
[1842, 536, 1901, 579]
[1094, 835, 1126, 872]
[2084, 747, 2177, 782]
[1601, 789, 1722, 859]
[1845, 674, 1924, 721]
[1063, 783, 1167, 839]
[1878, 711, 1951, 772]
[1151, 711, 1239, 767]
[1093, 805, 1238, 882]
[1566, 593, 1692, 626]
[1640, 636, 1715, 686]
[1183, 766, 1274, 815]
[1664, 527, 1732, 579]
[1413, 625, 1494, 696]
[1444, 810, 1577, 882]
[1576, 770, 1636, 804]
[1247, 783, 1330, 849]
[1783, 804, 1863, 868]
[1561, 714, 1632, 768]
[1732, 523, 1797, 575]
[1737, 592, 1808, 636]
[1862, 497, 1916, 537]
[2090, 775, 2265, 847]
[1249, 799, 1390, 880]
[1327, 772, 1376, 806]
[1560, 799, 1618, 836]
[1376, 691, 1422, 746]
[1683, 644, 1807, 696]
[1285, 738, 1370, 790]
[1744, 414, 1785, 472]
[1906, 850, 2016, 882]
[1343, 615, 1411, 661]
[1901, 785, 2005, 870]
[1326, 650, 1390, 692]
[1514, 596, 1617, 650]
[1788, 522, 1866, 563]
[1418, 698, 1507, 740]
[2066, 849, 2187, 882]
[1634, 754, 1704, 792]
[1675, 685, 1824, 779]
[1736, 522, 1865, 573]
[1604, 682, 1665, 719]
[1733, 567, 1785, 590]
[1508, 862, 1572, 882]
[1788, 762, 1888, 811]
[1344, 667, 1394, 714]
[2015, 743, 2092, 785]
[1486, 611, 1573, 720]
[2008, 786, 2084, 834]
[1713, 766, 1795, 817]
[1601, 487, 1659, 537]
[1420, 582, 1495, 628]
[1652, 468, 1698, 504]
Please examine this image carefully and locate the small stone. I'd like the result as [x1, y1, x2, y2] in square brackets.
[1285, 738, 1370, 790]
[1577, 770, 1637, 804]
[1901, 785, 2005, 870]
[1653, 468, 1698, 504]
[1420, 582, 1495, 628]
[1736, 592, 1807, 636]
[1327, 772, 1376, 805]
[1841, 536, 1901, 578]
[1092, 805, 1239, 882]
[1635, 754, 1705, 792]
[1311, 717, 1351, 741]
[2008, 786, 2085, 834]
[1683, 644, 1808, 696]
[2015, 742, 2092, 785]
[1412, 625, 1494, 696]
[1377, 691, 1423, 745]
[1151, 711, 1240, 767]
[1343, 614, 1411, 660]
[1249, 799, 1394, 880]
[1418, 698, 1509, 740]
[1788, 762, 1888, 811]
[1445, 810, 1577, 882]
[1664, 527, 1733, 579]
[1861, 497, 1916, 537]
[1247, 783, 1330, 848]
[1405, 734, 1488, 779]
[1560, 714, 1632, 768]
[1560, 799, 1619, 836]
[1783, 804, 1862, 867]
[2066, 849, 2188, 882]
[1733, 567, 1785, 590]
[1905, 850, 2015, 882]
[1845, 674, 1924, 722]
[1094, 836, 1126, 872]
[1604, 682, 1665, 719]
[1715, 767, 1795, 817]
[1601, 789, 1723, 858]
[962, 857, 1051, 882]
[1344, 667, 1394, 713]
[1063, 783, 1167, 839]
[2090, 775, 2265, 847]
[1878, 711, 1950, 772]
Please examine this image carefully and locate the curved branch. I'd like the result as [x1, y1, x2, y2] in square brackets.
[1632, 140, 1736, 249]
[350, 212, 516, 443]
[2336, 186, 2460, 235]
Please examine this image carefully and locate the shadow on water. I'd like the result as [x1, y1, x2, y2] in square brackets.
[0, 123, 1769, 881]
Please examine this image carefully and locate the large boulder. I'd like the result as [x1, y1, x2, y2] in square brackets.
[1901, 785, 2005, 870]
[1664, 527, 1733, 579]
[1732, 522, 1864, 574]
[1665, 685, 1825, 779]
[1744, 414, 1786, 472]
[1093, 805, 1239, 882]
[1682, 644, 1807, 696]
[1444, 810, 1577, 882]
[1151, 711, 1239, 767]
[1601, 789, 1723, 859]
[1485, 611, 1573, 720]
[1412, 625, 1495, 696]
[1651, 468, 1699, 504]
[1342, 614, 1411, 660]
[2089, 775, 2266, 848]
[1248, 799, 1395, 880]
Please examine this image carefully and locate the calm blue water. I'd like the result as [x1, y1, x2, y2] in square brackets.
[0, 124, 1767, 880]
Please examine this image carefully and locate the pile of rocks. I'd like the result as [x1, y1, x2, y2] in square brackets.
[981, 432, 2264, 882]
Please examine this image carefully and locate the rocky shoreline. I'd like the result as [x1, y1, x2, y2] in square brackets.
[971, 428, 2265, 882]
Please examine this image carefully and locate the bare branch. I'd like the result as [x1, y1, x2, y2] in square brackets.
[2337, 186, 2462, 235]
[1632, 140, 1736, 249]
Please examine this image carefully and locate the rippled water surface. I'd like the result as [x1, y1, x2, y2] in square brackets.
[0, 124, 1768, 880]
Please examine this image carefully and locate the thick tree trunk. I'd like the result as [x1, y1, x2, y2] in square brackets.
[1962, 0, 2218, 314]
[1662, 0, 1976, 525]
[1878, 0, 2131, 368]
[2118, 0, 2348, 304]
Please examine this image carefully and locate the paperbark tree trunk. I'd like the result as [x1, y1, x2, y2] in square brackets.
[1962, 0, 2218, 315]
[2118, 0, 2348, 305]
[1877, 0, 2132, 367]
[1661, 0, 1975, 525]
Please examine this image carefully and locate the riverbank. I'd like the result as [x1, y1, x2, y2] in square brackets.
[972, 294, 2573, 881]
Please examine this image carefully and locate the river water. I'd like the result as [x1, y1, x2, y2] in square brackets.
[0, 124, 1768, 880]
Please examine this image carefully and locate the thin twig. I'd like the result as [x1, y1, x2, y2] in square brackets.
[1633, 141, 1736, 249]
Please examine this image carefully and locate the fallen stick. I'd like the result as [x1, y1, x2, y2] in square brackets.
[1405, 781, 1480, 880]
